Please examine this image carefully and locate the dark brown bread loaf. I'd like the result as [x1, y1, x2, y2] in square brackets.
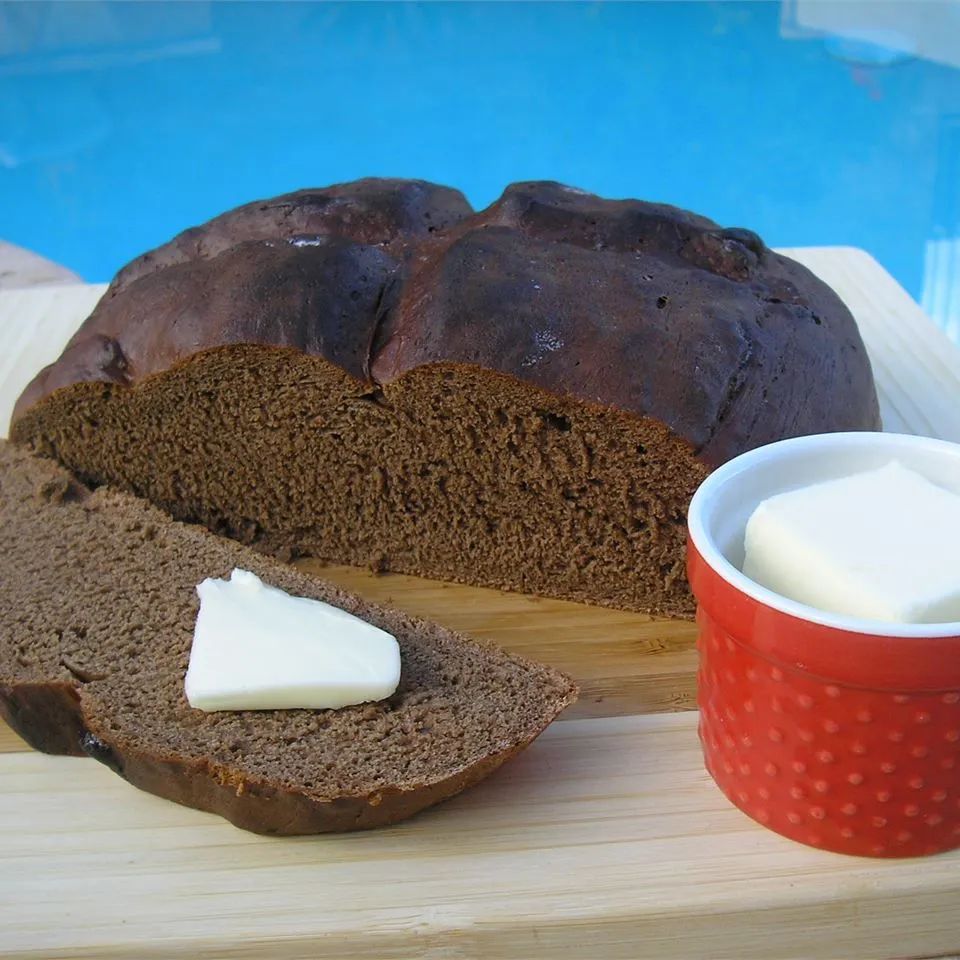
[11, 179, 881, 615]
[0, 441, 576, 834]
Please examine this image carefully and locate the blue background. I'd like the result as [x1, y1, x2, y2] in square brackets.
[2, 1, 959, 322]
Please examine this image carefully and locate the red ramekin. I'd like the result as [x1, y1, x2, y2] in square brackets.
[686, 432, 960, 857]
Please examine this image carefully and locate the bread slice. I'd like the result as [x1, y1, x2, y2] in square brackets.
[10, 180, 881, 617]
[0, 441, 576, 834]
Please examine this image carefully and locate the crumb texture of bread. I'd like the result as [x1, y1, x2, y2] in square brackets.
[11, 180, 881, 616]
[0, 441, 576, 834]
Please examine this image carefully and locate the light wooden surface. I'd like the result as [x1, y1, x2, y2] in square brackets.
[0, 283, 106, 445]
[2, 249, 960, 958]
[4, 711, 960, 960]
[0, 239, 81, 290]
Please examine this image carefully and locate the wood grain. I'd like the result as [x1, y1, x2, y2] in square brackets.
[298, 561, 699, 719]
[1, 712, 959, 960]
[0, 721, 26, 754]
[2, 250, 960, 958]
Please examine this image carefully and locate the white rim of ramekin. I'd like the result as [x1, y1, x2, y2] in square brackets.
[686, 431, 960, 639]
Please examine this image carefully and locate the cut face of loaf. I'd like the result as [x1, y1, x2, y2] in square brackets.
[11, 179, 882, 616]
[15, 354, 708, 615]
[0, 442, 576, 834]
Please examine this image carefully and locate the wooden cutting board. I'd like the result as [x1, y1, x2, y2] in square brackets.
[2, 247, 960, 959]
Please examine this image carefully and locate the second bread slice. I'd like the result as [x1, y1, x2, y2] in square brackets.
[0, 441, 576, 834]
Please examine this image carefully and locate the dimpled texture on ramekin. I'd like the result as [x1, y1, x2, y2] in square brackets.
[698, 610, 960, 858]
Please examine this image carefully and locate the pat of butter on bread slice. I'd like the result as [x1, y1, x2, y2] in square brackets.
[185, 568, 401, 711]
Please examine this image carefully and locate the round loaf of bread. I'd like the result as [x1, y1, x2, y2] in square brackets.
[11, 179, 880, 615]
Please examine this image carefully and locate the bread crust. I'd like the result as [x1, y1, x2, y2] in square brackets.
[1, 677, 556, 834]
[12, 179, 880, 466]
[79, 726, 538, 835]
[2, 636, 575, 839]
